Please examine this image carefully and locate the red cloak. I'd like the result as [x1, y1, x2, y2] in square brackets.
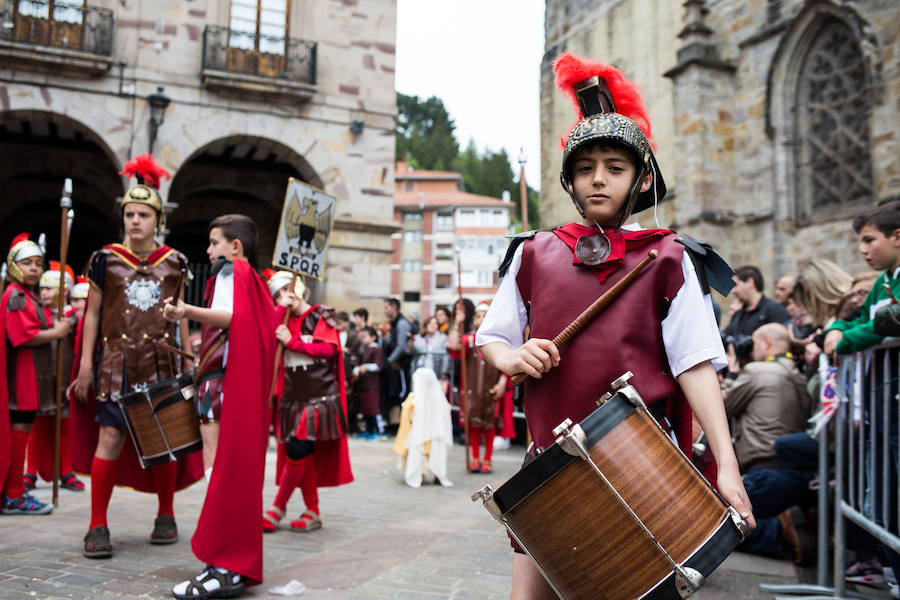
[68, 294, 204, 492]
[273, 305, 353, 488]
[0, 284, 9, 492]
[3, 283, 44, 411]
[192, 259, 275, 586]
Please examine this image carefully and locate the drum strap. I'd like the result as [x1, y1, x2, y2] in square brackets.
[197, 369, 226, 385]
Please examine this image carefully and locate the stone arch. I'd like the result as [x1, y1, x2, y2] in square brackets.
[765, 1, 882, 226]
[0, 110, 125, 272]
[166, 134, 325, 302]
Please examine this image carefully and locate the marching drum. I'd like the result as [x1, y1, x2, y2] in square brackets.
[472, 373, 748, 600]
[116, 373, 202, 469]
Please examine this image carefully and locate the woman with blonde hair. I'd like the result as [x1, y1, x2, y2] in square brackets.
[792, 259, 853, 329]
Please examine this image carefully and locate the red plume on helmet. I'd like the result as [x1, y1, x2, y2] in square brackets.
[553, 52, 656, 151]
[9, 232, 31, 251]
[262, 268, 277, 280]
[119, 154, 171, 189]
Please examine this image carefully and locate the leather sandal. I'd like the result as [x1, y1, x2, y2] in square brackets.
[480, 461, 492, 474]
[469, 460, 482, 473]
[150, 514, 178, 545]
[61, 472, 86, 492]
[83, 525, 112, 559]
[290, 510, 322, 533]
[171, 565, 244, 599]
[263, 506, 285, 533]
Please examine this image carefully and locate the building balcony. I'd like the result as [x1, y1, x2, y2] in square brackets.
[0, 0, 114, 76]
[201, 25, 316, 102]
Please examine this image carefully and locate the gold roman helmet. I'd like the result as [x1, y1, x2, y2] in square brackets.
[6, 233, 44, 285]
[118, 153, 170, 233]
[555, 53, 666, 226]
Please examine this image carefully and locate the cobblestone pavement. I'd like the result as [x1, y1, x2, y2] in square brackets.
[0, 437, 831, 599]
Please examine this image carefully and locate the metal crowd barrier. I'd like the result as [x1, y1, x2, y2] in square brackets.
[762, 341, 900, 599]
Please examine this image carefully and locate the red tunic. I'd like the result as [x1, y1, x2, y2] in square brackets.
[273, 304, 353, 489]
[4, 283, 46, 411]
[516, 228, 694, 456]
[0, 284, 9, 492]
[192, 259, 275, 586]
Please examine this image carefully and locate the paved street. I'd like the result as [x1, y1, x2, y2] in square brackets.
[0, 437, 847, 599]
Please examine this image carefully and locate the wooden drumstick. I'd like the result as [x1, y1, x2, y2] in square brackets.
[510, 249, 659, 386]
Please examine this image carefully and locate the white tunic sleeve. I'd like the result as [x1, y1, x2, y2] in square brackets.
[475, 243, 528, 349]
[662, 252, 727, 376]
[209, 271, 234, 314]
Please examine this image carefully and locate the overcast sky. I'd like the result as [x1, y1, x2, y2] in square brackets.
[394, 0, 545, 189]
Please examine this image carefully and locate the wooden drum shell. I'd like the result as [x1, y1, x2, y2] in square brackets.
[118, 375, 202, 468]
[493, 393, 741, 600]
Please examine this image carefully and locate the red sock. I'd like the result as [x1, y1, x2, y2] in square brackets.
[152, 461, 177, 517]
[3, 429, 30, 499]
[25, 426, 39, 476]
[300, 457, 318, 515]
[469, 426, 482, 462]
[89, 456, 117, 528]
[274, 458, 305, 511]
[59, 420, 73, 475]
[482, 427, 496, 463]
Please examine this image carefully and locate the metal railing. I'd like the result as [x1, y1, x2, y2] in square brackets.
[201, 25, 316, 84]
[763, 341, 900, 599]
[0, 0, 113, 56]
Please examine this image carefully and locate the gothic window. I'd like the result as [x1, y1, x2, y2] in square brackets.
[794, 19, 873, 223]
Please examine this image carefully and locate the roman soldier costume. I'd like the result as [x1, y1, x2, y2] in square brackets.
[2, 234, 54, 514]
[263, 271, 353, 534]
[70, 154, 203, 558]
[23, 263, 84, 492]
[463, 303, 505, 474]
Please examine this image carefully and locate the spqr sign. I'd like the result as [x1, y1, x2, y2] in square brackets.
[272, 178, 336, 280]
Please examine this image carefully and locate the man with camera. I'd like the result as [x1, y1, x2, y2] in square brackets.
[724, 266, 791, 338]
[722, 323, 814, 562]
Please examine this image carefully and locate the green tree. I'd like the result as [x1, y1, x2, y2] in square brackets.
[395, 93, 459, 171]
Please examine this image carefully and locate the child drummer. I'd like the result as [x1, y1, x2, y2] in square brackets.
[163, 214, 275, 599]
[69, 154, 200, 558]
[476, 53, 755, 597]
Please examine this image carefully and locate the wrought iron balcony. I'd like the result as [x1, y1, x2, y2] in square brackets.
[201, 25, 317, 100]
[0, 0, 113, 56]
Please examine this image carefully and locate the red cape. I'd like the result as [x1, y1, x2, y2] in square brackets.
[192, 260, 275, 585]
[273, 305, 353, 488]
[4, 283, 43, 411]
[68, 303, 204, 492]
[0, 284, 10, 492]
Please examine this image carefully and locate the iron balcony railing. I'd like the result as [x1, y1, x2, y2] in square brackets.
[202, 25, 316, 85]
[0, 0, 113, 56]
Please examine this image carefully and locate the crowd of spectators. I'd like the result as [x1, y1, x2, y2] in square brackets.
[718, 201, 900, 593]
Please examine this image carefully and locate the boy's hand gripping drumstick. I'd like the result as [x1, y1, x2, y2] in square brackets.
[510, 249, 659, 386]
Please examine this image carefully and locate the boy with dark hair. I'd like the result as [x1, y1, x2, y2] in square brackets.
[355, 326, 384, 438]
[351, 307, 369, 329]
[825, 201, 900, 355]
[724, 265, 790, 338]
[476, 53, 753, 597]
[70, 155, 200, 557]
[163, 214, 274, 599]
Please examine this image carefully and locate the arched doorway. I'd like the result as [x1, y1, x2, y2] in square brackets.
[0, 110, 123, 274]
[167, 136, 324, 303]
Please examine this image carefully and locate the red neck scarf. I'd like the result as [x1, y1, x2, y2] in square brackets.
[552, 222, 671, 283]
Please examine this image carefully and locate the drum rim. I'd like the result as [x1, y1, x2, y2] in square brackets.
[492, 392, 636, 514]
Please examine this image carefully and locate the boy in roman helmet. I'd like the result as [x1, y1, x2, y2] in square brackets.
[262, 271, 353, 534]
[69, 154, 201, 558]
[476, 54, 755, 597]
[1, 234, 69, 515]
[22, 263, 84, 493]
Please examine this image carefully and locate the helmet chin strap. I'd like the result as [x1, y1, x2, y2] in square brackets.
[651, 161, 661, 229]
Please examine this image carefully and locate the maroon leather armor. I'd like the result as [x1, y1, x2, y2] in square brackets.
[92, 245, 186, 399]
[516, 231, 685, 450]
[464, 333, 502, 428]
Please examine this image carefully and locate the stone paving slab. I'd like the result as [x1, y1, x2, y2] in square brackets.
[0, 436, 816, 599]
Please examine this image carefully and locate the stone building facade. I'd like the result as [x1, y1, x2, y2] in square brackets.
[0, 0, 397, 314]
[541, 0, 900, 296]
[392, 161, 512, 318]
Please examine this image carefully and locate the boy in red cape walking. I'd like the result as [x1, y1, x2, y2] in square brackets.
[262, 271, 353, 534]
[164, 214, 274, 599]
